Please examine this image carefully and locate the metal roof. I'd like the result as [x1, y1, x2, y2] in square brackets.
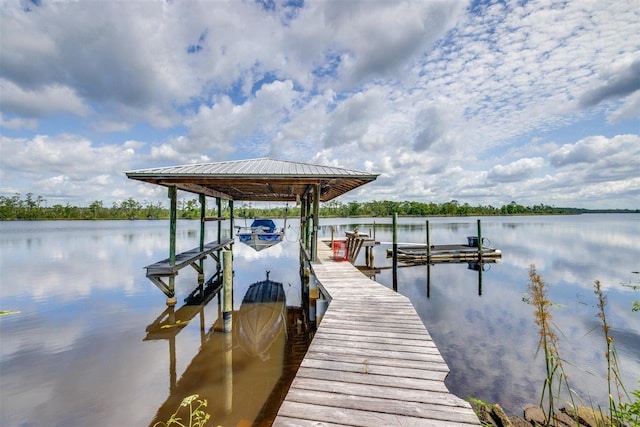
[125, 158, 378, 202]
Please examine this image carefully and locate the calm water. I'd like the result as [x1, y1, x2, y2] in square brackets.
[1, 215, 639, 426]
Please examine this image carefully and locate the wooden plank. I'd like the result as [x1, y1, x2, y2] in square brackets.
[145, 238, 233, 275]
[277, 401, 477, 427]
[312, 325, 435, 342]
[302, 351, 448, 373]
[299, 358, 449, 381]
[272, 240, 480, 426]
[294, 367, 450, 392]
[284, 388, 480, 424]
[310, 335, 440, 353]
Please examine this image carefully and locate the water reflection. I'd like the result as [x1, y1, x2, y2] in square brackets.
[318, 215, 640, 414]
[146, 269, 311, 427]
[1, 216, 637, 425]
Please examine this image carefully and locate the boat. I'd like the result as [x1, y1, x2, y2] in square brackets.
[235, 271, 287, 358]
[236, 218, 284, 251]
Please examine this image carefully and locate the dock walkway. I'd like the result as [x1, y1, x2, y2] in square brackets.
[273, 241, 480, 426]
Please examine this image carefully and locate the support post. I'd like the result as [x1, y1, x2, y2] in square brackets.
[229, 200, 234, 237]
[305, 194, 312, 250]
[216, 198, 222, 277]
[312, 183, 320, 261]
[198, 194, 206, 290]
[477, 219, 483, 262]
[222, 250, 233, 333]
[167, 186, 177, 306]
[426, 220, 431, 261]
[392, 212, 398, 292]
[217, 198, 222, 244]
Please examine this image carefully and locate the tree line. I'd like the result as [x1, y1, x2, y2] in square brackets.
[0, 193, 636, 221]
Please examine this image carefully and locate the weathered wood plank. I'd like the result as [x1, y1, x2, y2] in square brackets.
[272, 416, 347, 427]
[277, 401, 478, 427]
[310, 325, 435, 342]
[284, 388, 480, 424]
[271, 240, 480, 426]
[294, 367, 451, 392]
[300, 358, 449, 381]
[305, 344, 446, 364]
[310, 335, 440, 353]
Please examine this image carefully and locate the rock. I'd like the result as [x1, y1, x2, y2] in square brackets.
[553, 411, 577, 427]
[491, 404, 513, 427]
[523, 405, 547, 426]
[475, 404, 499, 427]
[561, 406, 612, 427]
[509, 415, 532, 427]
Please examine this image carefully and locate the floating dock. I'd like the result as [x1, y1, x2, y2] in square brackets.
[273, 241, 481, 426]
[387, 243, 502, 264]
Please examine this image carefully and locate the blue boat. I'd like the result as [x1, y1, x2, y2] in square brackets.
[236, 218, 284, 251]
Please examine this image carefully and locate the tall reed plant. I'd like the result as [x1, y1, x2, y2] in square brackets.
[528, 265, 575, 425]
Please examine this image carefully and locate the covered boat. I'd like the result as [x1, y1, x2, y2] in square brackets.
[236, 218, 284, 251]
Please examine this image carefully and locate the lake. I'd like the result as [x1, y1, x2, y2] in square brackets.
[1, 215, 638, 426]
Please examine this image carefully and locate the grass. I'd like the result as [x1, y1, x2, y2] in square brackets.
[153, 394, 211, 427]
[523, 265, 639, 427]
[527, 265, 576, 425]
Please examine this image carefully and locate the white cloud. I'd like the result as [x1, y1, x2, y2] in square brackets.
[607, 90, 640, 124]
[0, 112, 37, 130]
[488, 158, 544, 183]
[0, 0, 638, 209]
[0, 79, 89, 117]
[548, 134, 638, 169]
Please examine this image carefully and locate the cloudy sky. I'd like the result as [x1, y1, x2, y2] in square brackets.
[1, 0, 638, 209]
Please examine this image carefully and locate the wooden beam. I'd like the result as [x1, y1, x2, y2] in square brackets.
[160, 181, 233, 200]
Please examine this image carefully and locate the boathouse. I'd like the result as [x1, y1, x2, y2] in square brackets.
[126, 158, 378, 301]
[126, 158, 481, 425]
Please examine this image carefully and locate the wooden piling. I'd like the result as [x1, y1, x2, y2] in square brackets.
[222, 250, 233, 333]
[477, 219, 482, 263]
[392, 212, 398, 292]
[426, 220, 431, 261]
[198, 194, 206, 287]
[167, 186, 177, 305]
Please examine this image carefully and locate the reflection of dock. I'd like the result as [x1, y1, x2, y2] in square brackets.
[273, 242, 481, 425]
[146, 274, 314, 427]
[144, 278, 222, 341]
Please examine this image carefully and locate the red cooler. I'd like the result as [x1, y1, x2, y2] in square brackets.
[332, 240, 349, 261]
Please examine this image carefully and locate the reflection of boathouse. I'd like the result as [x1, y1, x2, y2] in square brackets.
[146, 274, 312, 427]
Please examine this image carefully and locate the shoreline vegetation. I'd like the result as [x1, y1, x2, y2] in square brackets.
[1, 193, 638, 221]
[471, 267, 639, 427]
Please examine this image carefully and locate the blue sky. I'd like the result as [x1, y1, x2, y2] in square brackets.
[1, 0, 638, 209]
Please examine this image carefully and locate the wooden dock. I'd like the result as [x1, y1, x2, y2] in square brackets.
[273, 241, 480, 426]
[386, 244, 502, 264]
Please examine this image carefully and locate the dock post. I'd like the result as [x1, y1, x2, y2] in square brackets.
[217, 198, 222, 244]
[426, 220, 431, 261]
[311, 183, 320, 261]
[330, 225, 334, 250]
[392, 212, 398, 292]
[229, 200, 234, 237]
[167, 186, 177, 306]
[477, 219, 483, 262]
[198, 194, 206, 293]
[316, 294, 328, 324]
[222, 250, 233, 333]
